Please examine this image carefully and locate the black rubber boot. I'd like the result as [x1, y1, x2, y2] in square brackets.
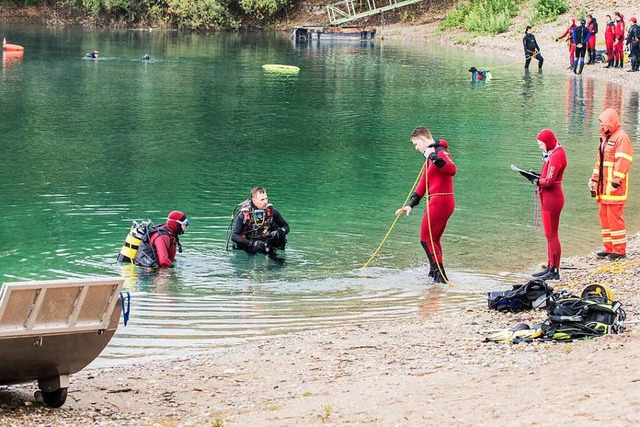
[572, 60, 578, 74]
[578, 63, 584, 74]
[532, 266, 550, 277]
[604, 59, 612, 68]
[537, 267, 560, 281]
[427, 253, 436, 278]
[432, 263, 448, 284]
[607, 253, 626, 261]
[596, 250, 611, 259]
[421, 242, 437, 278]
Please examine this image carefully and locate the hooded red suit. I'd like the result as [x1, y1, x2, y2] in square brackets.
[150, 211, 187, 268]
[536, 130, 567, 270]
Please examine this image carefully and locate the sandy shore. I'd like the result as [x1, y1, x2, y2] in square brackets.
[3, 5, 640, 426]
[2, 236, 640, 426]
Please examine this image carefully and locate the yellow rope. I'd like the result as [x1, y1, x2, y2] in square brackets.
[487, 52, 538, 71]
[361, 156, 454, 288]
[361, 165, 424, 269]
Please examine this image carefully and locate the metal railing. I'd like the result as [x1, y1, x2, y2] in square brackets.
[327, 0, 423, 25]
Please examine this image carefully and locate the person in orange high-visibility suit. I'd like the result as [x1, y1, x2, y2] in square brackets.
[589, 108, 633, 261]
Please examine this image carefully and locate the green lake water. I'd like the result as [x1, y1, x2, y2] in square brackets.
[1, 26, 639, 364]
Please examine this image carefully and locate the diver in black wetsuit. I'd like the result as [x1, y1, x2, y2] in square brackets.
[140, 54, 151, 61]
[230, 187, 290, 255]
[523, 26, 544, 70]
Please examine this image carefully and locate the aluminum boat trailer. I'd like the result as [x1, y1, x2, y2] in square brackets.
[0, 276, 126, 407]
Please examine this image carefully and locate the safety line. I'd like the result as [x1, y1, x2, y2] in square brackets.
[361, 164, 423, 269]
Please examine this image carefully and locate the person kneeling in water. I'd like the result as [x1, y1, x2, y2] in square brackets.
[231, 187, 290, 256]
[468, 67, 491, 82]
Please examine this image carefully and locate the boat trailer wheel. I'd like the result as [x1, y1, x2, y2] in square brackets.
[37, 388, 68, 408]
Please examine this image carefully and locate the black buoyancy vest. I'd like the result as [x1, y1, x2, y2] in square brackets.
[575, 26, 589, 44]
[134, 226, 174, 267]
[241, 202, 274, 239]
[630, 25, 640, 42]
[524, 33, 537, 50]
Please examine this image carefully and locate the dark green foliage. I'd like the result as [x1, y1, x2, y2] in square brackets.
[532, 0, 568, 23]
[20, 0, 291, 29]
[441, 0, 524, 35]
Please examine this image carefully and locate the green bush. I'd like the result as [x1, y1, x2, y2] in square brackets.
[440, 0, 522, 34]
[1, 0, 297, 29]
[237, 0, 288, 16]
[167, 0, 235, 29]
[532, 0, 568, 23]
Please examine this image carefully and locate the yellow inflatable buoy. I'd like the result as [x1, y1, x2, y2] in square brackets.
[262, 64, 300, 74]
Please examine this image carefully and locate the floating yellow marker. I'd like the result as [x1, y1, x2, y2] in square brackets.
[262, 64, 300, 74]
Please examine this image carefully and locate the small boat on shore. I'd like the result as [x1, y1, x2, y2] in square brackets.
[2, 37, 24, 52]
[293, 26, 376, 42]
[0, 276, 126, 407]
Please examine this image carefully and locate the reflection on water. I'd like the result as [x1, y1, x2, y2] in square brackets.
[2, 51, 23, 74]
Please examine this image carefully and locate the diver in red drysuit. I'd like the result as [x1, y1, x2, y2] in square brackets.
[397, 127, 456, 284]
[532, 129, 567, 281]
[150, 210, 189, 268]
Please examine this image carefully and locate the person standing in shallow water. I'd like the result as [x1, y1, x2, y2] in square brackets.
[530, 129, 567, 281]
[523, 26, 543, 70]
[572, 18, 591, 74]
[396, 127, 456, 284]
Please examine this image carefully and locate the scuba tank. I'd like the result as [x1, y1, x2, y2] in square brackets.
[117, 220, 150, 263]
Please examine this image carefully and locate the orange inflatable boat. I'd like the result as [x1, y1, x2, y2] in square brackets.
[3, 37, 24, 52]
